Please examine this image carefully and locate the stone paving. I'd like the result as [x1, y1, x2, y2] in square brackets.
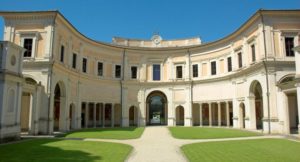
[83, 126, 285, 162]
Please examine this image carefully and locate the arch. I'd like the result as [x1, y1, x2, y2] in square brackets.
[53, 81, 66, 132]
[25, 77, 38, 85]
[146, 91, 168, 125]
[176, 105, 184, 126]
[239, 102, 246, 129]
[69, 103, 76, 130]
[129, 106, 138, 126]
[249, 80, 264, 130]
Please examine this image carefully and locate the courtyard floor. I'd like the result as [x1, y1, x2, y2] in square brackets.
[1, 126, 299, 162]
[79, 126, 291, 162]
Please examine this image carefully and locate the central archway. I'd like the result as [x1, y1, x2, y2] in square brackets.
[146, 91, 168, 125]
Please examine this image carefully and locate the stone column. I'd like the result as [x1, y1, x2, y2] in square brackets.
[226, 102, 230, 127]
[199, 103, 203, 127]
[209, 103, 212, 127]
[218, 102, 221, 127]
[111, 104, 115, 127]
[102, 103, 105, 128]
[93, 103, 96, 128]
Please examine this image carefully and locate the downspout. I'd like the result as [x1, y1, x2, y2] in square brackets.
[188, 49, 193, 125]
[260, 10, 271, 134]
[121, 49, 125, 127]
[47, 13, 57, 134]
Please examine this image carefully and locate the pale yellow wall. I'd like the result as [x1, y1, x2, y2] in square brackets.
[219, 59, 224, 74]
[202, 63, 207, 76]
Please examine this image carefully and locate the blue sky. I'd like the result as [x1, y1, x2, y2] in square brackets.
[0, 0, 299, 43]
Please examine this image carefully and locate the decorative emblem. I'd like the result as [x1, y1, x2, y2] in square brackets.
[151, 34, 162, 45]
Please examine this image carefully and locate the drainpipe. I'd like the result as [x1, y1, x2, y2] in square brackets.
[46, 13, 57, 134]
[120, 49, 125, 127]
[188, 49, 193, 125]
[260, 10, 271, 134]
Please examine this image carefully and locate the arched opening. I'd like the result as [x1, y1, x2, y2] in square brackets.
[176, 106, 184, 126]
[239, 102, 246, 129]
[278, 75, 299, 134]
[20, 92, 32, 134]
[69, 103, 76, 130]
[192, 104, 200, 126]
[53, 84, 61, 131]
[129, 106, 138, 126]
[202, 103, 209, 126]
[250, 81, 264, 130]
[146, 91, 168, 125]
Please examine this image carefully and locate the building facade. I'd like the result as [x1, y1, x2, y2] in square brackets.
[0, 9, 300, 141]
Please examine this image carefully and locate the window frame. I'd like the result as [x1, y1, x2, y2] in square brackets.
[97, 61, 104, 77]
[152, 64, 161, 81]
[285, 37, 295, 57]
[130, 66, 138, 79]
[227, 56, 232, 72]
[237, 52, 243, 68]
[250, 44, 256, 62]
[175, 65, 183, 79]
[82, 57, 88, 73]
[192, 64, 198, 78]
[210, 61, 217, 75]
[72, 53, 77, 69]
[20, 32, 38, 59]
[60, 45, 65, 63]
[114, 64, 122, 79]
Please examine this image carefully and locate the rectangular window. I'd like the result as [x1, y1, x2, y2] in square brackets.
[176, 66, 183, 79]
[23, 38, 33, 57]
[60, 45, 64, 62]
[238, 52, 243, 68]
[82, 58, 87, 73]
[285, 37, 295, 57]
[131, 66, 137, 79]
[72, 53, 77, 69]
[115, 65, 121, 78]
[227, 57, 232, 72]
[97, 62, 103, 76]
[192, 64, 198, 78]
[153, 64, 161, 81]
[211, 61, 216, 75]
[251, 44, 256, 62]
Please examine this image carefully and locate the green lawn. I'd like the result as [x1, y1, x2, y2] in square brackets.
[0, 139, 132, 162]
[182, 139, 300, 162]
[63, 127, 144, 139]
[169, 127, 261, 139]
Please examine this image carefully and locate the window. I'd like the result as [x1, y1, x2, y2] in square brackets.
[227, 57, 232, 72]
[153, 64, 161, 81]
[72, 53, 77, 69]
[238, 52, 243, 68]
[23, 38, 33, 57]
[131, 66, 137, 79]
[115, 65, 121, 78]
[211, 61, 216, 75]
[285, 37, 295, 57]
[97, 62, 103, 76]
[82, 58, 87, 73]
[176, 66, 183, 79]
[251, 44, 256, 62]
[192, 64, 198, 78]
[60, 45, 64, 62]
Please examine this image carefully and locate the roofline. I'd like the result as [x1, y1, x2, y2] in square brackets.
[0, 9, 299, 51]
